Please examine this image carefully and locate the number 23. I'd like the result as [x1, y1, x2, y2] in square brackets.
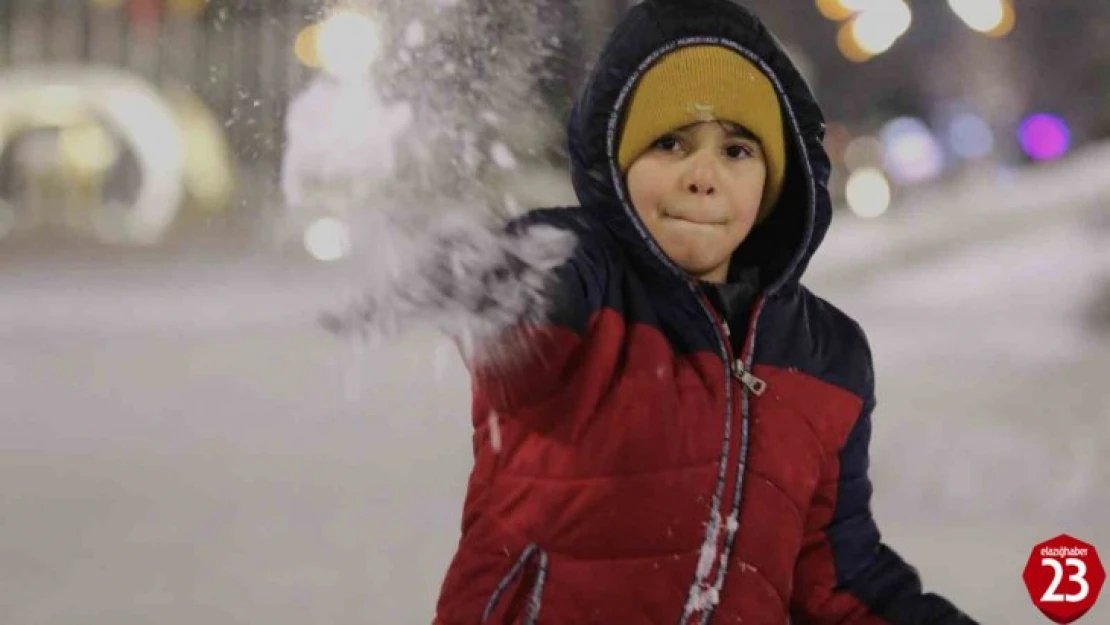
[1041, 558, 1090, 603]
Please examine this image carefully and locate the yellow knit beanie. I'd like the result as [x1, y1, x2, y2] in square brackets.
[618, 45, 786, 220]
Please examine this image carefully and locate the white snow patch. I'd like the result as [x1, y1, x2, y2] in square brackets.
[281, 76, 413, 218]
[490, 141, 518, 170]
[725, 512, 739, 533]
[403, 20, 426, 48]
[480, 110, 501, 126]
[684, 582, 720, 615]
[695, 512, 722, 580]
[502, 193, 521, 216]
[685, 509, 725, 615]
[487, 411, 502, 453]
[460, 131, 481, 171]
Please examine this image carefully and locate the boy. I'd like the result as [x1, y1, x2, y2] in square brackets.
[327, 0, 977, 623]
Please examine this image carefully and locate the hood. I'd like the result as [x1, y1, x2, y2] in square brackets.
[567, 0, 832, 294]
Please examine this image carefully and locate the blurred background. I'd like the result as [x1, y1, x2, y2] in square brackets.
[0, 0, 1107, 623]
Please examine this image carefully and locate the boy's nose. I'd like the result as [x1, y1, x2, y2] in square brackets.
[682, 161, 717, 196]
[687, 181, 716, 196]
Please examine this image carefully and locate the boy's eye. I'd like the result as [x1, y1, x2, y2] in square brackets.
[652, 135, 679, 151]
[724, 144, 754, 159]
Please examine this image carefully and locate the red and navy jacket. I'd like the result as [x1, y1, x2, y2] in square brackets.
[435, 1, 975, 623]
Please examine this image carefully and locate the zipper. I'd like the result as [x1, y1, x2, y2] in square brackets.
[695, 298, 768, 625]
[732, 364, 767, 396]
[678, 293, 769, 625]
[679, 290, 742, 625]
[721, 320, 767, 396]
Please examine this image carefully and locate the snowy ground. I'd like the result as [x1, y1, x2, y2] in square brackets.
[1, 156, 1109, 624]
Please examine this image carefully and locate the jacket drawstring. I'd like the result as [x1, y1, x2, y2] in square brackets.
[482, 543, 549, 625]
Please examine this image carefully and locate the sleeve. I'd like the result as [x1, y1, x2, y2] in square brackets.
[468, 209, 614, 421]
[790, 358, 978, 624]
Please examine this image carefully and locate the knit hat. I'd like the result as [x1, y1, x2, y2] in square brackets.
[618, 45, 786, 220]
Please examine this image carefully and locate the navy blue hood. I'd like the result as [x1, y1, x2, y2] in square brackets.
[567, 0, 833, 294]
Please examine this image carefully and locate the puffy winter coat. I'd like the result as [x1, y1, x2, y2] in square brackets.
[435, 1, 975, 623]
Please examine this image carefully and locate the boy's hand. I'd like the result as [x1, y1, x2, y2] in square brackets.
[320, 206, 577, 362]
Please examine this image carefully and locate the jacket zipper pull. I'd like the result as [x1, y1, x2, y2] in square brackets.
[733, 360, 767, 396]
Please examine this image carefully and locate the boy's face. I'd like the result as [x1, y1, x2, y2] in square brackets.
[626, 121, 766, 283]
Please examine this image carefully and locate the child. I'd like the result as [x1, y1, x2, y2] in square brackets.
[328, 0, 977, 623]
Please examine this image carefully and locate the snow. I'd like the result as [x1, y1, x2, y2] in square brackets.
[489, 141, 518, 170]
[487, 411, 503, 453]
[695, 512, 722, 581]
[280, 75, 412, 218]
[403, 20, 426, 48]
[319, 209, 577, 365]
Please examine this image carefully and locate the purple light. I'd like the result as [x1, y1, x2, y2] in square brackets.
[1018, 113, 1071, 161]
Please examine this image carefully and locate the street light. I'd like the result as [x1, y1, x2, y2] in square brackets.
[295, 9, 383, 80]
[304, 216, 352, 262]
[947, 0, 1015, 38]
[846, 167, 892, 218]
[316, 10, 383, 79]
[851, 1, 912, 55]
[836, 22, 874, 63]
[816, 0, 856, 21]
[821, 0, 1015, 62]
[819, 0, 913, 62]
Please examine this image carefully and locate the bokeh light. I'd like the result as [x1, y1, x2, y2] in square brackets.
[880, 117, 945, 184]
[815, 0, 856, 21]
[947, 112, 995, 160]
[986, 0, 1016, 38]
[834, 1, 912, 61]
[306, 10, 383, 79]
[304, 217, 352, 262]
[1018, 113, 1071, 162]
[839, 0, 882, 12]
[948, 0, 1004, 32]
[836, 21, 873, 63]
[294, 23, 322, 69]
[948, 0, 1015, 37]
[851, 1, 912, 55]
[846, 167, 892, 218]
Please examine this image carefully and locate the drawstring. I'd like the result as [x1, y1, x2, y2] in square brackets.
[482, 543, 549, 625]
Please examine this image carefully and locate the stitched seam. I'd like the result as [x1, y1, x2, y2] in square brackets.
[482, 512, 705, 563]
[743, 466, 806, 526]
[491, 460, 718, 484]
[760, 395, 829, 465]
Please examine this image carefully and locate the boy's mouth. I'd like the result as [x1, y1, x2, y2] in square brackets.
[662, 209, 727, 227]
